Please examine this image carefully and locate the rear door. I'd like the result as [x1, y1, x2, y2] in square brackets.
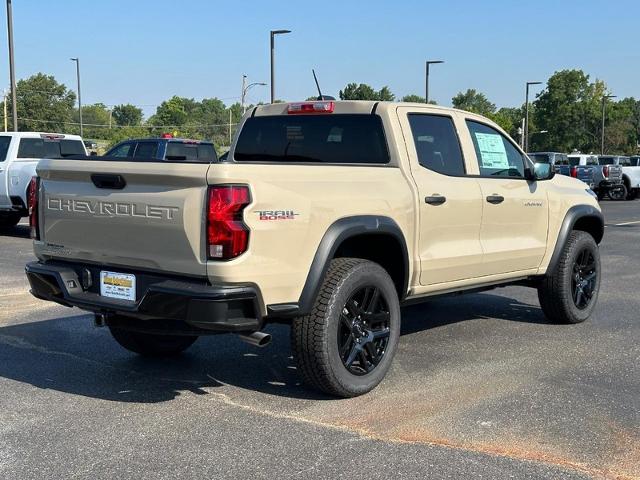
[37, 159, 210, 276]
[464, 119, 549, 275]
[0, 135, 13, 208]
[398, 107, 484, 285]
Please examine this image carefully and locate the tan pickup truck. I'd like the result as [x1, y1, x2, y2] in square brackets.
[26, 101, 603, 397]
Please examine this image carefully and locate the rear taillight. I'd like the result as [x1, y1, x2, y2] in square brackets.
[28, 176, 39, 240]
[602, 165, 609, 177]
[288, 101, 334, 114]
[570, 166, 578, 178]
[207, 185, 250, 260]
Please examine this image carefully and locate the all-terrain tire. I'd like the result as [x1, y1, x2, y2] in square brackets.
[291, 258, 401, 398]
[609, 184, 627, 201]
[538, 231, 600, 324]
[109, 326, 198, 356]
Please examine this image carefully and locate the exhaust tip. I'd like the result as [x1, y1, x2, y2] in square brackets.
[238, 331, 271, 348]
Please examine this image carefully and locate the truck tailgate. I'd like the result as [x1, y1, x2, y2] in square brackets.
[36, 159, 210, 277]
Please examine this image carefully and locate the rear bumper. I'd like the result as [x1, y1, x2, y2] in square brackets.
[25, 261, 264, 333]
[598, 179, 623, 189]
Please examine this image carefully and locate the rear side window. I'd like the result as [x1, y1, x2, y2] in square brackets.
[108, 142, 135, 158]
[234, 114, 389, 164]
[619, 157, 631, 166]
[165, 142, 216, 162]
[466, 120, 526, 178]
[18, 138, 85, 158]
[408, 114, 464, 176]
[598, 157, 615, 165]
[134, 142, 159, 159]
[0, 136, 11, 162]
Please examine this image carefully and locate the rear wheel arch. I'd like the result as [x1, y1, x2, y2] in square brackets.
[296, 216, 409, 315]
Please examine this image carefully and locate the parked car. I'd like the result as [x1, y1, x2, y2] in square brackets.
[534, 152, 596, 189]
[0, 132, 86, 227]
[595, 156, 627, 200]
[601, 155, 640, 200]
[26, 100, 603, 397]
[105, 136, 217, 162]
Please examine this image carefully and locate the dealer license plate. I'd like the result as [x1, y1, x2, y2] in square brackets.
[100, 271, 136, 302]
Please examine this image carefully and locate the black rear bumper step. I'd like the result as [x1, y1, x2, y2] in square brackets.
[25, 261, 263, 333]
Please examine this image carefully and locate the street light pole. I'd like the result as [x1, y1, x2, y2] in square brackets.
[241, 76, 267, 114]
[70, 58, 82, 137]
[425, 60, 444, 104]
[6, 0, 17, 131]
[601, 94, 616, 154]
[524, 81, 542, 152]
[270, 29, 291, 104]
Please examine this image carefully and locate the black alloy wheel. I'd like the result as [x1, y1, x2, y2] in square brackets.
[571, 248, 597, 310]
[337, 286, 391, 375]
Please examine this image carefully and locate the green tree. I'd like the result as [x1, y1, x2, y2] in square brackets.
[400, 94, 436, 105]
[339, 83, 395, 101]
[532, 69, 605, 152]
[112, 104, 143, 126]
[9, 73, 76, 132]
[79, 103, 111, 139]
[451, 89, 496, 116]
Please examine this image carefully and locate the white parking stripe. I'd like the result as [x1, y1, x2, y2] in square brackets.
[614, 220, 640, 226]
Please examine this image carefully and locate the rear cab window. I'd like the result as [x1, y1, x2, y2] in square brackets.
[598, 157, 615, 165]
[17, 137, 85, 158]
[234, 114, 389, 164]
[466, 120, 527, 178]
[165, 142, 216, 162]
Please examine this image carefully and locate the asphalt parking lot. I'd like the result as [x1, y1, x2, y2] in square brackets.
[0, 200, 638, 480]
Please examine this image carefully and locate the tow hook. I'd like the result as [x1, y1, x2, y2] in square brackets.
[94, 313, 107, 328]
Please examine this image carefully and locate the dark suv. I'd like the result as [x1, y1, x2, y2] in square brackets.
[105, 137, 217, 162]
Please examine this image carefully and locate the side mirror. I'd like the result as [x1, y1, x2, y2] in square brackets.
[531, 162, 555, 181]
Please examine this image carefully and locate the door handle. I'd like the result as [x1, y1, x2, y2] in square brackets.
[91, 174, 126, 190]
[425, 195, 446, 205]
[486, 194, 505, 204]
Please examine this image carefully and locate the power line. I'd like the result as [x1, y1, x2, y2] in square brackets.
[17, 117, 239, 129]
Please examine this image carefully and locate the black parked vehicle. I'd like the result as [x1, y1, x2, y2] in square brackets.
[105, 136, 217, 162]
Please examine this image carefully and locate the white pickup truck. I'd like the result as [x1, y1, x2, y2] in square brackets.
[615, 156, 640, 200]
[0, 132, 86, 227]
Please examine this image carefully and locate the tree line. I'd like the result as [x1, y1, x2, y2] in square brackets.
[2, 69, 638, 154]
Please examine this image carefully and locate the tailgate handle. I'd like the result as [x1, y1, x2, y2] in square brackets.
[91, 174, 126, 190]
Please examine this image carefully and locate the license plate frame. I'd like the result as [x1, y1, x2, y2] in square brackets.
[100, 271, 136, 302]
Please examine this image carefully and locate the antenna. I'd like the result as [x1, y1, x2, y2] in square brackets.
[312, 69, 335, 100]
[312, 69, 323, 99]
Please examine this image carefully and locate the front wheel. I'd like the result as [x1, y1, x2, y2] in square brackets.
[291, 258, 401, 398]
[109, 326, 198, 356]
[538, 231, 600, 324]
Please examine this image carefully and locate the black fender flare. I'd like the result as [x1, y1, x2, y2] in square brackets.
[266, 215, 409, 317]
[546, 204, 604, 274]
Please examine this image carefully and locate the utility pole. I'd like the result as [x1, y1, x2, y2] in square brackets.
[270, 29, 291, 103]
[425, 60, 444, 104]
[524, 81, 542, 152]
[6, 0, 17, 131]
[3, 89, 8, 132]
[229, 109, 232, 146]
[241, 75, 247, 113]
[70, 58, 82, 136]
[601, 94, 617, 154]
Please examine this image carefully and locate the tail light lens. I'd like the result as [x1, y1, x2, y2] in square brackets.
[207, 185, 250, 260]
[570, 166, 578, 178]
[28, 176, 40, 240]
[288, 101, 334, 114]
[602, 165, 609, 177]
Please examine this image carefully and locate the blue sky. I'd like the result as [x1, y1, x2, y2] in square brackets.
[2, 0, 638, 117]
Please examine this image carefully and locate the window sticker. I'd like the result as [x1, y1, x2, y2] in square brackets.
[474, 132, 509, 169]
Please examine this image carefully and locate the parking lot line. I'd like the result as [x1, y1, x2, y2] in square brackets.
[613, 220, 640, 226]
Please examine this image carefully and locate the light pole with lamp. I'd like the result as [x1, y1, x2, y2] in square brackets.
[70, 57, 83, 137]
[524, 81, 542, 152]
[425, 60, 444, 104]
[270, 29, 291, 104]
[241, 75, 267, 114]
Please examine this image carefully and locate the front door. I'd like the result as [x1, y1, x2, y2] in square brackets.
[465, 119, 549, 274]
[399, 108, 484, 285]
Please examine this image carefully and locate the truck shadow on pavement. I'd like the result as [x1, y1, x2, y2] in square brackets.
[0, 293, 550, 403]
[0, 224, 29, 239]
